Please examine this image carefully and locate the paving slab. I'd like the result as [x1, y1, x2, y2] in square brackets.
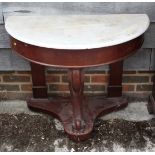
[0, 100, 154, 152]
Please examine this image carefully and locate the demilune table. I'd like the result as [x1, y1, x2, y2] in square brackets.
[5, 14, 149, 141]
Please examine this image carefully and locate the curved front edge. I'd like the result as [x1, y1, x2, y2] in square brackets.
[10, 35, 144, 68]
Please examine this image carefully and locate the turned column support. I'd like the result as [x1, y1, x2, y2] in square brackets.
[68, 69, 85, 131]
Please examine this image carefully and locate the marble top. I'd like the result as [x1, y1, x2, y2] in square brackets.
[5, 14, 150, 50]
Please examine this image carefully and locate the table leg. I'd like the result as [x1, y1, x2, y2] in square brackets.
[108, 61, 123, 97]
[30, 62, 47, 98]
[68, 69, 85, 131]
[148, 75, 155, 114]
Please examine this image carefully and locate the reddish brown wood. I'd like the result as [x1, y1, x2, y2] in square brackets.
[30, 62, 47, 98]
[148, 75, 155, 114]
[27, 96, 128, 141]
[68, 69, 84, 131]
[108, 61, 123, 97]
[11, 35, 144, 68]
[10, 34, 144, 141]
[148, 95, 155, 114]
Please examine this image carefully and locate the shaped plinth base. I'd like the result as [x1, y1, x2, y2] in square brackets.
[27, 96, 128, 141]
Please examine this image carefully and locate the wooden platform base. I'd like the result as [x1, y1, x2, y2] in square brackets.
[27, 96, 128, 141]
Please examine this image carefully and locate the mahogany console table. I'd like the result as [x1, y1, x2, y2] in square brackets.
[5, 15, 149, 141]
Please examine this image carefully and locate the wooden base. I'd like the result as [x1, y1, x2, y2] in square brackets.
[148, 95, 155, 114]
[27, 96, 128, 141]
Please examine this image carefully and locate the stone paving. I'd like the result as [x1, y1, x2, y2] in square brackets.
[0, 100, 154, 152]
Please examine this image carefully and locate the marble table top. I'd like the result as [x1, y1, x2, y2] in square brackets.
[5, 14, 150, 50]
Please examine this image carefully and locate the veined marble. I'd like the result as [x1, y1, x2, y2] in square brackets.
[5, 14, 150, 50]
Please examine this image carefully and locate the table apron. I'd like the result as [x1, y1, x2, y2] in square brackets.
[10, 35, 144, 68]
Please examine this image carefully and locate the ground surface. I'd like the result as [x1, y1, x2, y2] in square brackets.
[0, 100, 154, 152]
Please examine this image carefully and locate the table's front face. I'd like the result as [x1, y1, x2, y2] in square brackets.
[6, 14, 149, 50]
[11, 35, 144, 68]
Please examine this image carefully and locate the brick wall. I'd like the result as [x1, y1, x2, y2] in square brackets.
[0, 70, 154, 100]
[0, 3, 155, 100]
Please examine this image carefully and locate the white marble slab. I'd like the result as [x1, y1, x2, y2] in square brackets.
[5, 14, 150, 50]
